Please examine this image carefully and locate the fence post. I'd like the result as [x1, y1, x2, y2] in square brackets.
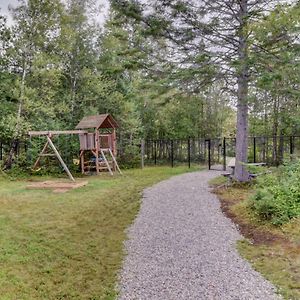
[253, 137, 256, 163]
[223, 137, 226, 171]
[207, 139, 211, 170]
[0, 141, 2, 160]
[154, 140, 157, 165]
[171, 140, 174, 168]
[141, 139, 145, 169]
[290, 136, 294, 157]
[188, 138, 191, 168]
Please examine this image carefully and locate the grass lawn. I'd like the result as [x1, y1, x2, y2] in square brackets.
[211, 178, 300, 300]
[0, 165, 201, 300]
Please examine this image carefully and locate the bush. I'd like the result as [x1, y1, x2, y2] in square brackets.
[251, 160, 300, 225]
[118, 144, 141, 169]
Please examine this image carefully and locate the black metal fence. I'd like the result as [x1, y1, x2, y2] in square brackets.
[143, 136, 300, 169]
[1, 135, 300, 170]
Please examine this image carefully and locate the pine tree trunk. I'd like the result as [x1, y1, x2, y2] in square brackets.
[234, 0, 249, 182]
[278, 132, 284, 165]
[272, 97, 279, 165]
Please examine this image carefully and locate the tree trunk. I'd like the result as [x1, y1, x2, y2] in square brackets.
[278, 132, 284, 165]
[234, 0, 249, 182]
[272, 97, 279, 165]
[4, 62, 27, 170]
[235, 102, 249, 181]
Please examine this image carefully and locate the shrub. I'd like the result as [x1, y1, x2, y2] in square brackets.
[118, 144, 141, 169]
[251, 160, 300, 225]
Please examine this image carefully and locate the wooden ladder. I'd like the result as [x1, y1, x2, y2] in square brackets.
[99, 149, 122, 175]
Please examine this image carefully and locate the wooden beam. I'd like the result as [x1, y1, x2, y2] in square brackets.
[33, 140, 49, 169]
[29, 130, 88, 136]
[95, 130, 100, 175]
[100, 149, 113, 176]
[46, 136, 75, 182]
[80, 150, 85, 174]
[108, 148, 122, 175]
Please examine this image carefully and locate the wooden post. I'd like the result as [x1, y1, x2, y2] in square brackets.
[100, 149, 113, 176]
[33, 140, 49, 169]
[46, 136, 75, 182]
[112, 128, 117, 157]
[141, 139, 145, 169]
[80, 150, 85, 174]
[95, 130, 100, 175]
[108, 148, 122, 175]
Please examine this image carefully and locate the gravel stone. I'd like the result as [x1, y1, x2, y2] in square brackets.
[118, 170, 281, 300]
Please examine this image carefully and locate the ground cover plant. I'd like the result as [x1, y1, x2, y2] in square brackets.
[251, 160, 300, 225]
[0, 166, 200, 299]
[211, 170, 300, 300]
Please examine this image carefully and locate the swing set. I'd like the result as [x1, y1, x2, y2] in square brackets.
[29, 114, 122, 182]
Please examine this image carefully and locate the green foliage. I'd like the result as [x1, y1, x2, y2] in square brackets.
[1, 0, 299, 172]
[248, 3, 300, 139]
[251, 160, 300, 225]
[119, 144, 141, 169]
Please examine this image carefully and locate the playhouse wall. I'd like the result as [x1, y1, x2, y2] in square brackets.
[79, 133, 96, 150]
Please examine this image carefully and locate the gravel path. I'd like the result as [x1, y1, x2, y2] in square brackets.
[118, 170, 281, 300]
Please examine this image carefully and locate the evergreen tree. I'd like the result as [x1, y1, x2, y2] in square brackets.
[111, 0, 299, 181]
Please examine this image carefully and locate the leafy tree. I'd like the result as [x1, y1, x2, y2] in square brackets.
[2, 0, 64, 168]
[248, 3, 300, 163]
[111, 0, 299, 180]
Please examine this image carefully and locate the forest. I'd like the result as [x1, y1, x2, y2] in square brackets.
[0, 0, 299, 180]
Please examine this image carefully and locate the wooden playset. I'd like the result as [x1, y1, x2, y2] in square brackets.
[76, 114, 121, 176]
[28, 114, 122, 181]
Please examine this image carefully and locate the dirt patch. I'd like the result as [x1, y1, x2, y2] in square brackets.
[27, 180, 88, 193]
[213, 187, 289, 246]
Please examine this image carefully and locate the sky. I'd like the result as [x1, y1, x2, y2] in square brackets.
[0, 0, 109, 25]
[0, 0, 18, 22]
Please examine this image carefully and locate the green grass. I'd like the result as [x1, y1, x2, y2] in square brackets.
[213, 179, 300, 300]
[0, 165, 201, 300]
[208, 175, 228, 186]
[237, 240, 300, 300]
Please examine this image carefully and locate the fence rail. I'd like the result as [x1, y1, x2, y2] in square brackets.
[143, 136, 300, 169]
[1, 135, 300, 170]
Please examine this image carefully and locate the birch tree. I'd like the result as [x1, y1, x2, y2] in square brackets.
[3, 0, 63, 169]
